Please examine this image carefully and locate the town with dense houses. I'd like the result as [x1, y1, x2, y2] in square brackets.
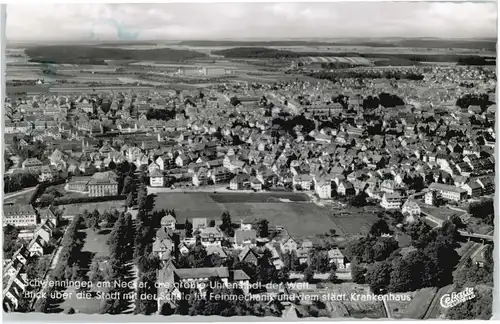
[3, 61, 496, 318]
[2, 3, 496, 319]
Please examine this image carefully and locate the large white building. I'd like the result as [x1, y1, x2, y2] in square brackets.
[380, 193, 402, 210]
[3, 205, 38, 228]
[428, 183, 467, 202]
[315, 180, 332, 199]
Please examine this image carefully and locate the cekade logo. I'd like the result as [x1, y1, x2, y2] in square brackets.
[440, 287, 476, 308]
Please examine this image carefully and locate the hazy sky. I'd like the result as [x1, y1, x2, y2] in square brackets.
[6, 2, 498, 42]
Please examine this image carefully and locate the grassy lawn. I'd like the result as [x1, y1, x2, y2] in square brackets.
[327, 208, 380, 238]
[152, 192, 377, 239]
[81, 228, 112, 259]
[56, 228, 111, 314]
[400, 287, 437, 319]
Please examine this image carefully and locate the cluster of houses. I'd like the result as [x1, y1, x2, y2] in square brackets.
[151, 212, 350, 313]
[5, 69, 495, 205]
[2, 64, 495, 315]
[3, 208, 59, 312]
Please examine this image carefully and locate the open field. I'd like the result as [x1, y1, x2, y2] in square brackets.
[327, 208, 380, 237]
[152, 192, 377, 238]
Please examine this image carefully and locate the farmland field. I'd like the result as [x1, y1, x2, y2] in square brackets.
[152, 192, 377, 238]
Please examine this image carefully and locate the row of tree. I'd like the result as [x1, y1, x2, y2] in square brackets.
[4, 173, 39, 194]
[309, 70, 425, 82]
[99, 212, 135, 314]
[133, 176, 160, 315]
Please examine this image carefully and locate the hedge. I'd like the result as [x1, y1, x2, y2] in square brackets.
[29, 179, 66, 205]
[53, 195, 126, 206]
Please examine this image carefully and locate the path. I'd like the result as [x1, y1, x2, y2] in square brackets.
[4, 186, 36, 200]
[382, 296, 391, 318]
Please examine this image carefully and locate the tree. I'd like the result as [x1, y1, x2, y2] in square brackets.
[187, 243, 209, 268]
[122, 175, 134, 195]
[3, 224, 20, 259]
[137, 185, 148, 209]
[369, 219, 392, 237]
[208, 220, 216, 227]
[351, 259, 366, 284]
[468, 199, 494, 225]
[310, 249, 331, 273]
[388, 255, 416, 292]
[185, 220, 193, 238]
[365, 261, 391, 294]
[256, 219, 269, 238]
[406, 221, 433, 249]
[350, 191, 368, 207]
[88, 215, 100, 232]
[89, 260, 104, 283]
[220, 212, 234, 237]
[304, 266, 315, 283]
[126, 192, 134, 208]
[372, 237, 399, 262]
[328, 269, 338, 283]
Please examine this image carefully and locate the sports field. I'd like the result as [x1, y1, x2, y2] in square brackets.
[152, 192, 378, 238]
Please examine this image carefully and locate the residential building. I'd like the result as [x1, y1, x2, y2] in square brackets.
[150, 169, 165, 187]
[160, 214, 177, 231]
[380, 193, 402, 210]
[21, 158, 43, 171]
[315, 179, 332, 199]
[3, 205, 38, 227]
[199, 227, 224, 247]
[462, 181, 483, 198]
[401, 199, 421, 218]
[238, 246, 259, 265]
[234, 229, 257, 249]
[328, 248, 349, 270]
[192, 217, 208, 230]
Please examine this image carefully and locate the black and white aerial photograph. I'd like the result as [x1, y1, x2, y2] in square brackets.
[2, 1, 497, 320]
